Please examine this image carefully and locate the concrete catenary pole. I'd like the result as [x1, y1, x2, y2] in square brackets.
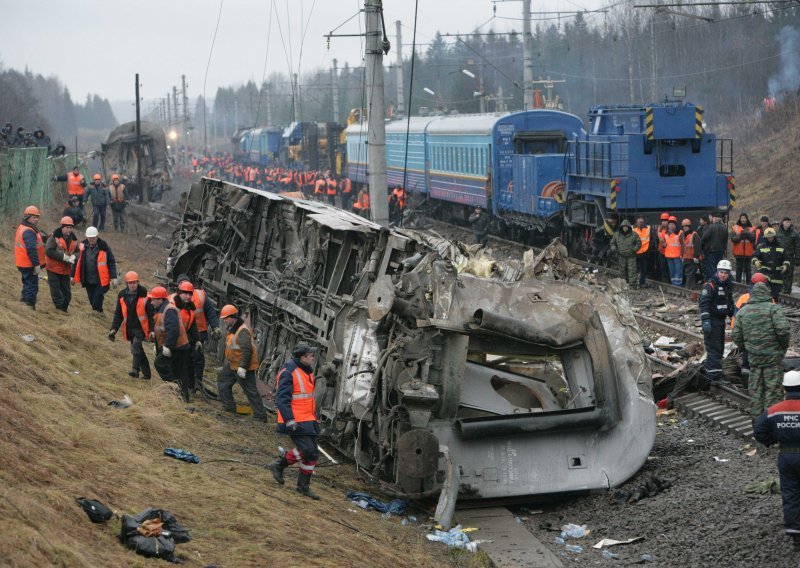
[523, 0, 533, 110]
[365, 0, 389, 226]
[135, 74, 147, 205]
[395, 20, 404, 117]
[265, 82, 273, 126]
[331, 59, 340, 123]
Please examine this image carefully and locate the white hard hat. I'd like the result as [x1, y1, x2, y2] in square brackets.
[85, 226, 99, 238]
[784, 370, 800, 387]
[716, 259, 732, 272]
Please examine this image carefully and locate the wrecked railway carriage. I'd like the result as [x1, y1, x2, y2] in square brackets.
[167, 178, 656, 500]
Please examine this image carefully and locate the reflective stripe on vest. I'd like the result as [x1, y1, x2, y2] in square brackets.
[110, 184, 125, 203]
[194, 289, 208, 332]
[664, 233, 682, 258]
[154, 303, 188, 348]
[732, 225, 755, 257]
[15, 225, 44, 268]
[682, 232, 695, 261]
[120, 296, 150, 341]
[275, 366, 316, 423]
[73, 245, 109, 286]
[67, 172, 85, 196]
[45, 236, 77, 275]
[633, 226, 650, 255]
[224, 324, 259, 371]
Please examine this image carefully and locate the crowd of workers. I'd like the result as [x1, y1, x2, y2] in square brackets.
[52, 166, 130, 232]
[0, 122, 61, 155]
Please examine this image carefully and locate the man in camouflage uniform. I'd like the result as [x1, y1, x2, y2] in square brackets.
[777, 217, 800, 294]
[610, 219, 642, 287]
[731, 281, 791, 417]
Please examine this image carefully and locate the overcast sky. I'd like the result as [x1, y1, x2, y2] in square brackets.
[0, 0, 606, 121]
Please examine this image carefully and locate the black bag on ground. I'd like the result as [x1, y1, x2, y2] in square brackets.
[75, 497, 113, 523]
[119, 507, 192, 561]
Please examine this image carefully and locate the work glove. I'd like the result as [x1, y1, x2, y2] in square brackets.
[149, 332, 155, 342]
[701, 319, 712, 335]
[108, 329, 116, 342]
[286, 419, 298, 433]
[693, 258, 699, 265]
[34, 266, 41, 276]
[195, 341, 203, 353]
[237, 367, 247, 379]
[70, 278, 75, 285]
[753, 260, 763, 269]
[51, 176, 58, 182]
[162, 346, 172, 358]
[780, 265, 788, 274]
[212, 327, 222, 340]
[65, 254, 76, 265]
[110, 278, 119, 287]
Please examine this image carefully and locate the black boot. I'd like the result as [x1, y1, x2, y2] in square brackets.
[266, 457, 289, 485]
[296, 473, 320, 500]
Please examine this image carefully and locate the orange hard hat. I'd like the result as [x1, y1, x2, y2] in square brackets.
[93, 173, 102, 181]
[751, 272, 769, 284]
[24, 205, 41, 217]
[660, 212, 670, 221]
[124, 271, 139, 283]
[668, 216, 678, 223]
[681, 218, 691, 226]
[220, 304, 238, 318]
[149, 286, 168, 299]
[60, 216, 75, 226]
[178, 281, 194, 293]
[111, 174, 120, 180]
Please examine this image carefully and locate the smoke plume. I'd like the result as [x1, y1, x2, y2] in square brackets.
[768, 26, 800, 101]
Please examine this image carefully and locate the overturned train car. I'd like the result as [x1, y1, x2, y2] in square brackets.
[167, 178, 656, 500]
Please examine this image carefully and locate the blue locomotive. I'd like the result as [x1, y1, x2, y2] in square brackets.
[345, 101, 733, 253]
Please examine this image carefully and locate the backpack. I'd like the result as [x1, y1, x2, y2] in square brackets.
[76, 497, 113, 523]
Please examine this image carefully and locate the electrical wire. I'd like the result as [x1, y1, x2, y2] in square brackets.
[202, 0, 225, 152]
[401, 0, 421, 199]
[248, 0, 276, 154]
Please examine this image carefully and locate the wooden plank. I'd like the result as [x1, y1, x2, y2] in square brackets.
[457, 507, 563, 568]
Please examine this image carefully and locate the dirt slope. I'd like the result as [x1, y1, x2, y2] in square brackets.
[0, 209, 455, 567]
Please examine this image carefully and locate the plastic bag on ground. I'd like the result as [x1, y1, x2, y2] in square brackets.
[345, 491, 407, 515]
[426, 524, 483, 552]
[561, 523, 589, 538]
[164, 448, 200, 464]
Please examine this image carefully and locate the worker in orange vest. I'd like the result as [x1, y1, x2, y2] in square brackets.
[656, 212, 671, 282]
[660, 216, 684, 286]
[681, 219, 701, 288]
[109, 271, 155, 380]
[176, 274, 221, 388]
[169, 280, 205, 394]
[353, 187, 371, 218]
[53, 165, 87, 207]
[633, 215, 654, 288]
[730, 212, 756, 284]
[44, 216, 78, 312]
[150, 286, 197, 401]
[15, 205, 47, 309]
[267, 342, 321, 500]
[217, 304, 267, 421]
[389, 185, 408, 225]
[72, 226, 118, 313]
[314, 175, 327, 200]
[339, 176, 353, 210]
[108, 174, 127, 232]
[326, 174, 338, 206]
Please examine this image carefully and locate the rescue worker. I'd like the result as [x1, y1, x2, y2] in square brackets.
[108, 174, 127, 232]
[353, 187, 370, 218]
[170, 281, 203, 394]
[87, 173, 110, 231]
[696, 216, 709, 282]
[266, 342, 321, 500]
[777, 217, 800, 294]
[44, 216, 78, 312]
[699, 259, 735, 383]
[53, 165, 87, 207]
[730, 213, 756, 284]
[469, 206, 490, 247]
[174, 274, 222, 387]
[753, 227, 790, 301]
[633, 215, 653, 288]
[753, 370, 800, 550]
[732, 281, 790, 416]
[756, 215, 771, 247]
[609, 219, 641, 287]
[109, 271, 155, 381]
[72, 226, 118, 314]
[389, 185, 408, 226]
[660, 216, 684, 286]
[217, 304, 267, 421]
[731, 272, 772, 385]
[314, 175, 327, 200]
[700, 214, 728, 279]
[150, 286, 197, 402]
[326, 174, 338, 206]
[62, 195, 86, 227]
[681, 219, 701, 288]
[339, 176, 353, 210]
[15, 205, 47, 309]
[656, 212, 670, 282]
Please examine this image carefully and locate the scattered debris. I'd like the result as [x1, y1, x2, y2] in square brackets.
[425, 525, 485, 553]
[564, 544, 583, 553]
[345, 491, 407, 515]
[744, 478, 780, 494]
[163, 448, 200, 464]
[75, 497, 113, 523]
[19, 334, 35, 342]
[593, 537, 645, 549]
[561, 523, 590, 538]
[713, 456, 730, 463]
[602, 549, 620, 559]
[613, 474, 673, 504]
[119, 507, 191, 562]
[108, 395, 133, 409]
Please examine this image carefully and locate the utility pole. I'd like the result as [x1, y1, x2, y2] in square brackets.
[135, 73, 147, 205]
[265, 82, 273, 126]
[365, 0, 389, 226]
[234, 98, 238, 133]
[522, 0, 534, 110]
[172, 86, 179, 130]
[331, 59, 340, 123]
[182, 75, 189, 121]
[167, 94, 172, 128]
[395, 20, 404, 117]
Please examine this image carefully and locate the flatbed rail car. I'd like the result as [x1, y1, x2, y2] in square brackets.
[166, 177, 656, 500]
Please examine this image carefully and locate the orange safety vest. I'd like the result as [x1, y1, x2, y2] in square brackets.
[682, 231, 696, 261]
[224, 324, 259, 371]
[315, 179, 327, 195]
[275, 365, 316, 423]
[633, 226, 650, 255]
[154, 303, 188, 349]
[731, 225, 755, 257]
[74, 244, 110, 286]
[45, 236, 77, 275]
[327, 179, 338, 196]
[15, 225, 45, 269]
[658, 227, 668, 254]
[110, 184, 125, 203]
[354, 191, 370, 210]
[664, 232, 682, 258]
[67, 172, 85, 196]
[391, 187, 406, 208]
[294, 172, 303, 187]
[730, 293, 750, 330]
[305, 171, 317, 186]
[340, 177, 352, 194]
[193, 289, 209, 332]
[120, 296, 150, 341]
[168, 293, 196, 331]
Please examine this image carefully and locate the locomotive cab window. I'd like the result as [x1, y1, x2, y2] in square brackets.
[514, 131, 567, 155]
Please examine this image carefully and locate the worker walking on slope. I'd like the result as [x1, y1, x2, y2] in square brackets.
[44, 216, 78, 312]
[53, 165, 87, 207]
[150, 286, 196, 402]
[108, 175, 127, 232]
[169, 281, 204, 395]
[15, 205, 47, 310]
[87, 173, 110, 231]
[109, 271, 155, 381]
[217, 304, 267, 421]
[72, 226, 118, 314]
[610, 219, 641, 287]
[732, 281, 790, 417]
[267, 342, 321, 500]
[175, 274, 221, 389]
[753, 370, 800, 550]
[699, 259, 735, 383]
